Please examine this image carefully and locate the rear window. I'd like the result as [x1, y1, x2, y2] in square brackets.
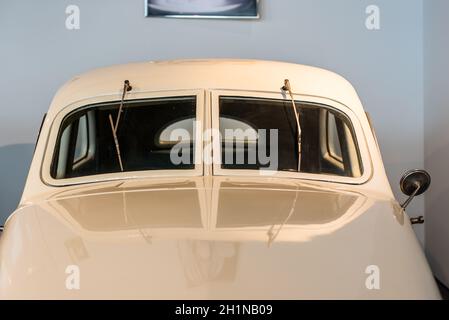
[51, 96, 196, 179]
[218, 96, 363, 178]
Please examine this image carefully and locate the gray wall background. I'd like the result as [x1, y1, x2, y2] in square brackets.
[424, 0, 449, 287]
[0, 0, 425, 242]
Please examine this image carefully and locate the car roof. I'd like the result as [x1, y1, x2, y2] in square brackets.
[47, 59, 365, 118]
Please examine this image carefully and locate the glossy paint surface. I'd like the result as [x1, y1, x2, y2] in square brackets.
[0, 60, 440, 299]
[0, 177, 440, 299]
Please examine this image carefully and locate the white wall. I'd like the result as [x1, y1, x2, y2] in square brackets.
[424, 0, 449, 287]
[0, 0, 425, 242]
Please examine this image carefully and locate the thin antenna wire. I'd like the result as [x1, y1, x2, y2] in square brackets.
[282, 79, 302, 172]
[109, 114, 124, 171]
[109, 80, 132, 172]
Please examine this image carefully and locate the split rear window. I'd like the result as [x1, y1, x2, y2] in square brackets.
[51, 96, 196, 179]
[50, 95, 363, 180]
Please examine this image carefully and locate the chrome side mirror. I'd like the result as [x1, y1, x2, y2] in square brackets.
[400, 170, 431, 224]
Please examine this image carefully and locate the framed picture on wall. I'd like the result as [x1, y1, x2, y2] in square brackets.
[145, 0, 259, 19]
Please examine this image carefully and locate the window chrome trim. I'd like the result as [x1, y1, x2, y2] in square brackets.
[210, 90, 373, 185]
[41, 90, 205, 187]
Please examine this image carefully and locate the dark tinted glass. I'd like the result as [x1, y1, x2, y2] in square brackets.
[219, 97, 363, 177]
[51, 96, 196, 179]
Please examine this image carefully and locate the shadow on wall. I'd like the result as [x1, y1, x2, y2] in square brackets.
[0, 144, 34, 224]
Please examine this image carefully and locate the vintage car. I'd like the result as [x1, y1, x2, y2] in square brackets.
[0, 59, 441, 299]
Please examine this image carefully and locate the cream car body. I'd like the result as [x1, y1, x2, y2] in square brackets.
[0, 60, 440, 299]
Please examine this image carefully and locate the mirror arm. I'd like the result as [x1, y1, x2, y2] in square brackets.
[399, 169, 430, 224]
[401, 182, 421, 209]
